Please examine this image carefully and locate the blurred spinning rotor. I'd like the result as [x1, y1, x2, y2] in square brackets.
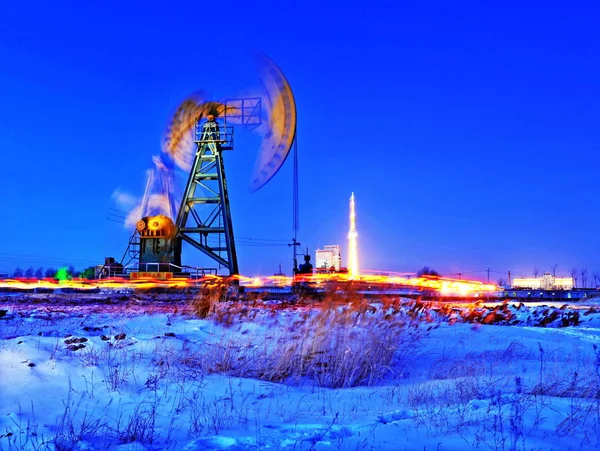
[162, 93, 237, 172]
[249, 52, 297, 191]
[162, 52, 297, 191]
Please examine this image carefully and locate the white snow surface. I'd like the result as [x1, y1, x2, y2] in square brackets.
[1, 299, 600, 450]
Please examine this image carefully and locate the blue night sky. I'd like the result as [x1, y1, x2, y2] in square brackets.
[1, 1, 599, 281]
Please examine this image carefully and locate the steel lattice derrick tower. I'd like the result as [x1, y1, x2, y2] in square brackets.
[174, 114, 239, 275]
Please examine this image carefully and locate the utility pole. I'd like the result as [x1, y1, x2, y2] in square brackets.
[457, 272, 463, 280]
[487, 268, 491, 284]
[290, 137, 300, 280]
[508, 270, 511, 287]
[289, 238, 301, 276]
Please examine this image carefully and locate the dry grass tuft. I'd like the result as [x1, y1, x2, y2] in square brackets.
[191, 280, 233, 318]
[187, 289, 426, 388]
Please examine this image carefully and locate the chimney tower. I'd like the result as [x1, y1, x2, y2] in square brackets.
[347, 192, 359, 279]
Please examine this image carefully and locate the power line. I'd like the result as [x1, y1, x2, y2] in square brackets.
[0, 254, 98, 263]
[235, 236, 288, 242]
[235, 243, 288, 247]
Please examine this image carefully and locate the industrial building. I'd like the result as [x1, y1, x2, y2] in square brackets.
[512, 272, 574, 290]
[314, 194, 358, 276]
[94, 257, 124, 279]
[315, 245, 342, 273]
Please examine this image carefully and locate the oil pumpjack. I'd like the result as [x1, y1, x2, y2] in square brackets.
[129, 104, 253, 280]
[117, 54, 298, 280]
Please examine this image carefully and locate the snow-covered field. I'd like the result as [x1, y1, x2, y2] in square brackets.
[1, 293, 600, 450]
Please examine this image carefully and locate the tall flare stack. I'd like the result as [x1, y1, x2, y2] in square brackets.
[347, 192, 359, 279]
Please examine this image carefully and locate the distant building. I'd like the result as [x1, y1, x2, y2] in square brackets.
[95, 257, 124, 279]
[512, 272, 573, 290]
[315, 245, 342, 272]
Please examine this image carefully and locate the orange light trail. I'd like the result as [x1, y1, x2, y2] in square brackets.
[0, 273, 498, 296]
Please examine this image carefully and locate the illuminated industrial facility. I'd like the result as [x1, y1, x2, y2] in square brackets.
[512, 272, 574, 290]
[347, 193, 359, 279]
[315, 245, 342, 272]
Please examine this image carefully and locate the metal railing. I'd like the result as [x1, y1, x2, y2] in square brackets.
[194, 123, 234, 148]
